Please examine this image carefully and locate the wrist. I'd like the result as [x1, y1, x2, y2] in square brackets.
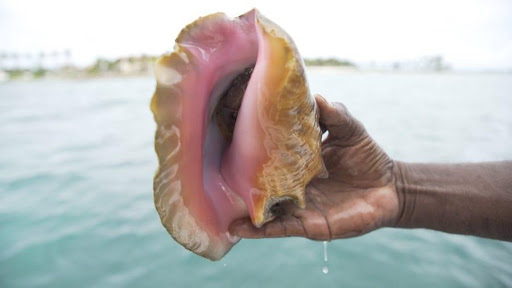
[372, 160, 403, 229]
[391, 161, 413, 228]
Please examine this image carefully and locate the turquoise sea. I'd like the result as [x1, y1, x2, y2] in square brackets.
[1, 71, 511, 287]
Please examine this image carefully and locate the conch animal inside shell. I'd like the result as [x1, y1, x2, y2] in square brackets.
[150, 9, 326, 260]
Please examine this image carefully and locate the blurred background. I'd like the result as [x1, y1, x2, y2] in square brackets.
[1, 0, 511, 287]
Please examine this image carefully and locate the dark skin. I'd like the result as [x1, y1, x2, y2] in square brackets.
[229, 95, 512, 241]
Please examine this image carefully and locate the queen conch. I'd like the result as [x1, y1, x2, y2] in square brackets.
[150, 9, 326, 260]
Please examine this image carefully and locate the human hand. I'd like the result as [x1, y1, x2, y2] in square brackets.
[229, 95, 399, 240]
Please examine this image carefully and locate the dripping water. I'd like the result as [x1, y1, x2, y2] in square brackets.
[322, 241, 329, 274]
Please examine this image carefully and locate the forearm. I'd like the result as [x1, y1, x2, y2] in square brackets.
[393, 161, 512, 241]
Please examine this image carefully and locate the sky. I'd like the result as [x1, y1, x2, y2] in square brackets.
[1, 0, 511, 70]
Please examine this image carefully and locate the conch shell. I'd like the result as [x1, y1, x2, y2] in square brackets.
[151, 9, 326, 260]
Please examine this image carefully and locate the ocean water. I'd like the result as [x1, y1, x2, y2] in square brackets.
[1, 71, 511, 287]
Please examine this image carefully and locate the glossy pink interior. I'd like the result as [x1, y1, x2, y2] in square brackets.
[177, 10, 271, 242]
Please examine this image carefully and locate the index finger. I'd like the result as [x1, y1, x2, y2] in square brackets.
[314, 94, 366, 143]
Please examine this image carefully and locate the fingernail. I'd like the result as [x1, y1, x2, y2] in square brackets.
[315, 94, 334, 109]
[314, 94, 327, 104]
[226, 231, 240, 243]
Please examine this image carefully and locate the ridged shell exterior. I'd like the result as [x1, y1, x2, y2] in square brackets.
[248, 15, 326, 226]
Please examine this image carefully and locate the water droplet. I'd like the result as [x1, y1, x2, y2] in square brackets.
[323, 241, 328, 262]
[321, 241, 329, 275]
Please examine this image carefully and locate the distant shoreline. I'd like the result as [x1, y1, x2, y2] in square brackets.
[2, 54, 510, 82]
[1, 66, 510, 83]
[306, 66, 511, 75]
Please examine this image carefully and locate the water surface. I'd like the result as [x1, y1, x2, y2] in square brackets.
[1, 71, 511, 287]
